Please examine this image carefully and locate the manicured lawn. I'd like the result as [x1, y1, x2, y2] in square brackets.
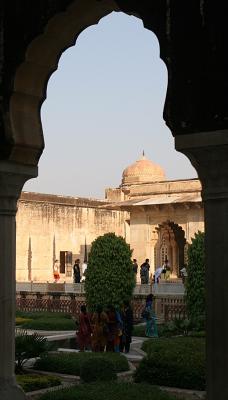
[16, 374, 61, 392]
[39, 382, 180, 400]
[34, 352, 129, 375]
[135, 337, 205, 390]
[16, 311, 76, 331]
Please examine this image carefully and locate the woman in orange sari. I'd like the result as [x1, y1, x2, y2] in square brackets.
[77, 305, 92, 351]
[91, 305, 109, 352]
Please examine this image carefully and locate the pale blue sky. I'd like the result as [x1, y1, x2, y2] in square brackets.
[24, 12, 197, 199]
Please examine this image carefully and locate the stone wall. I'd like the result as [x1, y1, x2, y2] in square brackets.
[16, 192, 128, 282]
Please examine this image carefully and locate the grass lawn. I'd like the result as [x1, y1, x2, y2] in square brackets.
[135, 336, 205, 390]
[16, 374, 61, 392]
[38, 382, 181, 400]
[34, 352, 129, 375]
[16, 311, 76, 331]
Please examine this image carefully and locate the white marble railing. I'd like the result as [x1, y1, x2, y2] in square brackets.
[16, 281, 185, 296]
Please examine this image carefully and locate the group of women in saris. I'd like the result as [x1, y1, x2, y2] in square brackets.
[76, 301, 133, 353]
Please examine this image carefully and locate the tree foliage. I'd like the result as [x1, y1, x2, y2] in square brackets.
[185, 231, 205, 321]
[84, 233, 135, 310]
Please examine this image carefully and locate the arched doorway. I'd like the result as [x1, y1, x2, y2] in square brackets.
[154, 221, 186, 277]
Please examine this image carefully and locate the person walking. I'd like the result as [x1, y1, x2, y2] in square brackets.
[73, 259, 81, 283]
[120, 300, 133, 354]
[143, 294, 158, 338]
[76, 305, 92, 351]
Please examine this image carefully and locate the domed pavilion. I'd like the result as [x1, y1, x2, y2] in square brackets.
[122, 152, 166, 186]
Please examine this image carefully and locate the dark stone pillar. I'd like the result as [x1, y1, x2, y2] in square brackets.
[175, 130, 228, 400]
[0, 161, 37, 400]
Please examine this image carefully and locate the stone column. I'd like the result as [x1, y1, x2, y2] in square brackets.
[175, 130, 228, 400]
[0, 161, 37, 400]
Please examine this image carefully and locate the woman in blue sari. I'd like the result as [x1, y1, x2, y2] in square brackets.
[144, 294, 158, 338]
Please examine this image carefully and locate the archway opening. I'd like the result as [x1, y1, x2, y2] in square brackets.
[154, 221, 186, 278]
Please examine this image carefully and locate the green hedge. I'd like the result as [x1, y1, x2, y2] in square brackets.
[135, 337, 205, 390]
[21, 317, 75, 331]
[16, 374, 61, 392]
[34, 352, 129, 375]
[16, 311, 72, 320]
[39, 382, 179, 400]
[15, 311, 75, 331]
[80, 358, 117, 382]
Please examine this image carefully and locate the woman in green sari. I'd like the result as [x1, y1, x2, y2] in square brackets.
[144, 294, 158, 338]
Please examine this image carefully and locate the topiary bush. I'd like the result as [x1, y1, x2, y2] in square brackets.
[85, 233, 135, 310]
[135, 337, 205, 390]
[185, 231, 205, 322]
[80, 357, 117, 382]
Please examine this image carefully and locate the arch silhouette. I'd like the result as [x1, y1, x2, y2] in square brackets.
[9, 0, 167, 167]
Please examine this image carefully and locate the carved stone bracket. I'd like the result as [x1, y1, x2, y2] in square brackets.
[175, 130, 228, 201]
[0, 162, 38, 213]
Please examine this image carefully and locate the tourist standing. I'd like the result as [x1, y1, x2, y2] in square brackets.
[81, 262, 87, 282]
[140, 258, 150, 284]
[91, 305, 109, 352]
[132, 259, 138, 275]
[120, 300, 133, 354]
[106, 305, 119, 352]
[53, 259, 60, 282]
[73, 259, 81, 283]
[180, 265, 188, 284]
[76, 305, 92, 351]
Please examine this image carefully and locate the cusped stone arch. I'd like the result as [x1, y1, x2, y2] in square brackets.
[9, 0, 167, 167]
[154, 220, 186, 277]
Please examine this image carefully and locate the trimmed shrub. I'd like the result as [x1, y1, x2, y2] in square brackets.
[34, 352, 129, 375]
[15, 311, 75, 330]
[16, 374, 61, 392]
[39, 382, 179, 400]
[135, 337, 205, 390]
[185, 231, 205, 321]
[85, 233, 135, 310]
[80, 357, 117, 382]
[21, 317, 75, 331]
[16, 311, 72, 320]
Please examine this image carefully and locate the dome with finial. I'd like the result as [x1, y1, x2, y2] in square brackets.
[122, 152, 166, 186]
